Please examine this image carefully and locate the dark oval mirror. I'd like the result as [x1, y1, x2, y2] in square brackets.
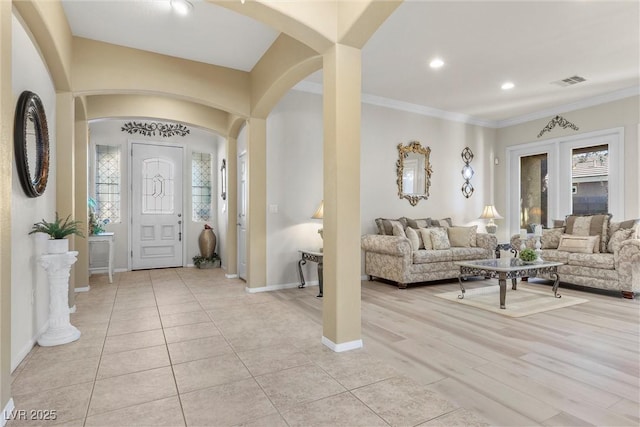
[14, 91, 50, 197]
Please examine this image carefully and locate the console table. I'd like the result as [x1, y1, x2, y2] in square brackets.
[297, 249, 323, 298]
[88, 232, 115, 283]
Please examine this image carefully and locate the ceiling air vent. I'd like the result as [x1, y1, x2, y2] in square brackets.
[552, 75, 587, 87]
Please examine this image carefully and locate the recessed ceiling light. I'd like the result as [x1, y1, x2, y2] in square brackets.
[429, 58, 444, 69]
[501, 81, 515, 90]
[170, 0, 193, 15]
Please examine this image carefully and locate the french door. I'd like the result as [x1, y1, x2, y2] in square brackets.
[507, 128, 623, 235]
[131, 143, 184, 269]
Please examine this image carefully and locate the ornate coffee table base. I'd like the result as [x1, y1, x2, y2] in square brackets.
[457, 262, 562, 309]
[297, 250, 323, 298]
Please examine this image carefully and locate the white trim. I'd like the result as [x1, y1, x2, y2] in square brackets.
[74, 286, 90, 292]
[361, 275, 369, 281]
[225, 273, 239, 279]
[245, 281, 318, 294]
[2, 398, 15, 427]
[11, 321, 49, 372]
[293, 81, 639, 129]
[69, 305, 76, 314]
[321, 336, 363, 352]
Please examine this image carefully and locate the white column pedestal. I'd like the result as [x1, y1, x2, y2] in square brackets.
[37, 251, 81, 346]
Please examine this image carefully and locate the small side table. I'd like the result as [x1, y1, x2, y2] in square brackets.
[297, 249, 323, 298]
[88, 232, 115, 283]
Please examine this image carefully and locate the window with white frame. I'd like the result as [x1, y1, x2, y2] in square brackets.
[192, 152, 212, 222]
[95, 145, 121, 223]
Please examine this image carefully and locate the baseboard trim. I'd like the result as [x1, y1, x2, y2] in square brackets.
[11, 321, 49, 372]
[245, 281, 317, 294]
[2, 398, 15, 427]
[225, 274, 239, 279]
[321, 336, 363, 352]
[69, 305, 76, 314]
[75, 286, 90, 292]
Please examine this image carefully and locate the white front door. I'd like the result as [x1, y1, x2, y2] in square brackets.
[131, 143, 184, 269]
[238, 153, 247, 280]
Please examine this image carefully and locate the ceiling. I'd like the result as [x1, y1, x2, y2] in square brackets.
[61, 0, 639, 126]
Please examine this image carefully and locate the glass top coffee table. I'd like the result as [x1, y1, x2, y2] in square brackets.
[455, 258, 564, 309]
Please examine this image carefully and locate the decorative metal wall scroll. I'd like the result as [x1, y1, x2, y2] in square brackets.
[121, 121, 190, 138]
[461, 147, 474, 198]
[537, 115, 579, 138]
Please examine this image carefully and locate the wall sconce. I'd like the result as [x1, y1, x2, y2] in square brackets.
[220, 159, 227, 200]
[461, 147, 474, 198]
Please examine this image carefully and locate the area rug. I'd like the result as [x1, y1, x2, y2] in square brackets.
[435, 285, 589, 317]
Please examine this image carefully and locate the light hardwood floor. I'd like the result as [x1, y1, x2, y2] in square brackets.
[274, 278, 640, 427]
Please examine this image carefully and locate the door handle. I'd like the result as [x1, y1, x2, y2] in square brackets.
[179, 232, 182, 242]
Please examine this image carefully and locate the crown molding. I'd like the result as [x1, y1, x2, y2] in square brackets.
[496, 86, 640, 128]
[292, 81, 640, 130]
[292, 81, 494, 127]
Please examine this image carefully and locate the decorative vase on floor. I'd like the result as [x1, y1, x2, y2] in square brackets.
[198, 224, 217, 258]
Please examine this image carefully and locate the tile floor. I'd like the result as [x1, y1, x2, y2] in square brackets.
[8, 268, 487, 426]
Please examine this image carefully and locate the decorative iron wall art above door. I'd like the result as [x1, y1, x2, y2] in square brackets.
[461, 147, 474, 198]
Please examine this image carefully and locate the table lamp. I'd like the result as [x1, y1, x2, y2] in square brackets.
[479, 205, 503, 234]
[311, 200, 324, 251]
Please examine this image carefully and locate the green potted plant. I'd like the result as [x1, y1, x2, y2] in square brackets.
[192, 254, 221, 269]
[519, 248, 538, 264]
[30, 212, 84, 254]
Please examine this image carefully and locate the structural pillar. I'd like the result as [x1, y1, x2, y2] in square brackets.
[321, 44, 362, 351]
[74, 99, 89, 291]
[246, 118, 267, 290]
[56, 92, 76, 310]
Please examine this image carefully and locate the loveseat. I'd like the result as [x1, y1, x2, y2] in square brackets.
[361, 217, 497, 288]
[510, 215, 639, 298]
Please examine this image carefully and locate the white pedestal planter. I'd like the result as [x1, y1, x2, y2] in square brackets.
[37, 251, 81, 346]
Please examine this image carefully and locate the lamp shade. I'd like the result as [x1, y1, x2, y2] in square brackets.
[479, 205, 503, 220]
[311, 200, 324, 219]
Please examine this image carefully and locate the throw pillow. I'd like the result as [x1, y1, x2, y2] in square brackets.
[430, 227, 451, 250]
[541, 228, 563, 249]
[418, 228, 434, 250]
[447, 226, 478, 247]
[564, 214, 611, 253]
[607, 228, 634, 253]
[375, 217, 408, 235]
[431, 218, 453, 228]
[406, 217, 431, 229]
[557, 234, 600, 254]
[405, 227, 421, 251]
[392, 223, 406, 238]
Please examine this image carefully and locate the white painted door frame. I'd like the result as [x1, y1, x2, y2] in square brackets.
[237, 151, 247, 281]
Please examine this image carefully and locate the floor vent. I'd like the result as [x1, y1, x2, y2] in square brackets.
[552, 75, 587, 87]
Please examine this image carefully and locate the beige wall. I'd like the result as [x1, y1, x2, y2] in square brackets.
[0, 0, 11, 415]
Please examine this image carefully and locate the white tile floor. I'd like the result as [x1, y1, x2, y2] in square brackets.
[8, 268, 485, 426]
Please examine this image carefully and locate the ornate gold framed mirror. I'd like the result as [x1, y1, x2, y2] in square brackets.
[14, 91, 50, 198]
[396, 141, 433, 206]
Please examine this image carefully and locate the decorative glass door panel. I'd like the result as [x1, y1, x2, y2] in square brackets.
[142, 158, 175, 214]
[520, 153, 548, 230]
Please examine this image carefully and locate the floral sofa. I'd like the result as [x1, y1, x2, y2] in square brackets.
[510, 215, 640, 298]
[361, 217, 497, 289]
